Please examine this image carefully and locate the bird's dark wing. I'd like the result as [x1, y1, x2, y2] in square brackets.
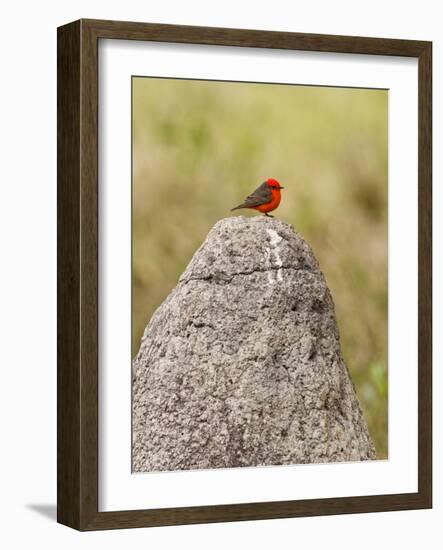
[231, 181, 272, 210]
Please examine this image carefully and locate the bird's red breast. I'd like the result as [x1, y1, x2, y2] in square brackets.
[253, 189, 282, 213]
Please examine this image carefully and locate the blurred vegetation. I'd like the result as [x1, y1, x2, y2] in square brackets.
[132, 78, 388, 458]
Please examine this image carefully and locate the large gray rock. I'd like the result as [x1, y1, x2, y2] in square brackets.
[132, 216, 376, 472]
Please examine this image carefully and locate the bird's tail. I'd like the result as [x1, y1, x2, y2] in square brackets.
[230, 204, 244, 211]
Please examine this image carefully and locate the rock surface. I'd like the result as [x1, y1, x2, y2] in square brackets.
[132, 216, 376, 472]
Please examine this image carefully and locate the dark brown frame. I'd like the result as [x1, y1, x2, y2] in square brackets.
[57, 18, 432, 531]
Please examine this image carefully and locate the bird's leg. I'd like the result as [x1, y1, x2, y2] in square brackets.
[264, 213, 274, 217]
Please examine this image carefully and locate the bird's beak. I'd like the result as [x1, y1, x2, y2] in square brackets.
[279, 186, 285, 189]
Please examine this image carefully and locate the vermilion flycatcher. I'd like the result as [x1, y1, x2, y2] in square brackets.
[231, 178, 285, 217]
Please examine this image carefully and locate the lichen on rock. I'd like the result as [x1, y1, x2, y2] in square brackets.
[132, 216, 376, 472]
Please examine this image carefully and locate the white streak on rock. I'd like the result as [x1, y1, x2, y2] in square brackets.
[266, 229, 283, 282]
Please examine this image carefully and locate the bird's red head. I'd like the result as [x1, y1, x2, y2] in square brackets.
[266, 178, 285, 190]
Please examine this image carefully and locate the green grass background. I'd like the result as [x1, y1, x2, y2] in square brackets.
[132, 77, 388, 458]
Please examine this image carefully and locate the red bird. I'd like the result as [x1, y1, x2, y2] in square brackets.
[231, 178, 285, 217]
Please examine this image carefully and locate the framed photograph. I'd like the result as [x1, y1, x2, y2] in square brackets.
[57, 19, 432, 530]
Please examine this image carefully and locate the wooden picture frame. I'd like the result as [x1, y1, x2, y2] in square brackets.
[57, 18, 432, 530]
